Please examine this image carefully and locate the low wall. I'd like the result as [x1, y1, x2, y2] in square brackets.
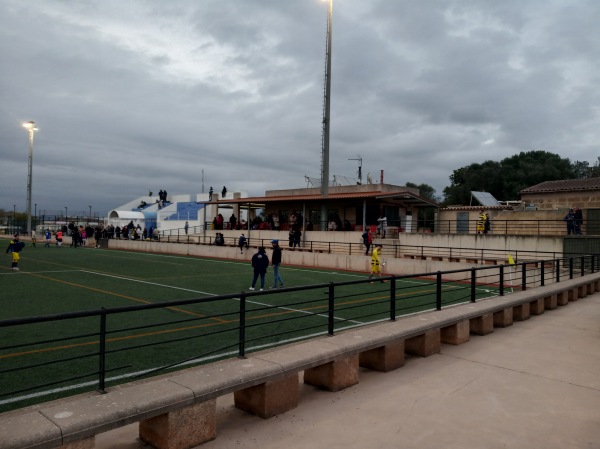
[107, 236, 562, 281]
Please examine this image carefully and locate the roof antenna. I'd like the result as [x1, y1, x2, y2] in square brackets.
[348, 155, 362, 185]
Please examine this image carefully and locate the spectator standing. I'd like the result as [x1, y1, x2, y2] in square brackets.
[249, 246, 269, 291]
[230, 214, 237, 230]
[6, 234, 25, 270]
[209, 186, 213, 201]
[362, 230, 372, 255]
[184, 221, 189, 235]
[238, 233, 247, 254]
[222, 186, 227, 198]
[270, 240, 285, 288]
[293, 227, 302, 248]
[377, 215, 388, 238]
[31, 229, 37, 247]
[484, 213, 491, 234]
[94, 226, 103, 248]
[476, 209, 486, 234]
[564, 209, 576, 235]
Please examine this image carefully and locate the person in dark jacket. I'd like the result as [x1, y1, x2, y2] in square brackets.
[238, 233, 247, 254]
[6, 234, 25, 270]
[270, 240, 284, 289]
[564, 209, 575, 235]
[249, 246, 269, 291]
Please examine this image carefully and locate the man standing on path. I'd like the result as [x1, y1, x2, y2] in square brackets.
[270, 240, 285, 288]
[249, 246, 269, 291]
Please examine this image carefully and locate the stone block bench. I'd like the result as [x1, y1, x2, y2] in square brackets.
[1, 273, 598, 449]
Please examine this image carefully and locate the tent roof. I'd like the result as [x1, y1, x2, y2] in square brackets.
[108, 210, 146, 220]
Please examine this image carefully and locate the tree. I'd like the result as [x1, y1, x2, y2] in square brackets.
[405, 182, 439, 202]
[442, 151, 577, 205]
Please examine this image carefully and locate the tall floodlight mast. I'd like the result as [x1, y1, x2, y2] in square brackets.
[320, 0, 333, 229]
[23, 121, 38, 236]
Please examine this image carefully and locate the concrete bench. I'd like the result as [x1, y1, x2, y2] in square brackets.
[1, 274, 598, 449]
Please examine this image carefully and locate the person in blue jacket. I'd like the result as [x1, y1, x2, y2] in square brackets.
[249, 246, 269, 291]
[6, 234, 25, 271]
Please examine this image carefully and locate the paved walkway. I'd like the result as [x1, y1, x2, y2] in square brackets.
[97, 294, 600, 449]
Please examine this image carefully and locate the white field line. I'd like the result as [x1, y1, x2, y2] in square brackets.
[81, 269, 362, 324]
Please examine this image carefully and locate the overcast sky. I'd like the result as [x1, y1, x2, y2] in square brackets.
[1, 0, 599, 216]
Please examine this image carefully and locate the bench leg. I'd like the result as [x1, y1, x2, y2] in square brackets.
[568, 288, 579, 302]
[470, 314, 494, 335]
[139, 399, 216, 449]
[304, 355, 359, 392]
[557, 291, 569, 306]
[441, 320, 470, 345]
[493, 308, 513, 328]
[234, 374, 299, 419]
[544, 294, 557, 310]
[530, 298, 545, 315]
[359, 340, 405, 372]
[405, 329, 441, 356]
[513, 303, 530, 321]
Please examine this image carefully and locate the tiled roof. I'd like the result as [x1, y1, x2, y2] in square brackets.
[520, 178, 600, 194]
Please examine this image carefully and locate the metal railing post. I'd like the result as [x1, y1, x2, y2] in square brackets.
[238, 293, 246, 358]
[581, 256, 585, 277]
[521, 263, 527, 291]
[470, 268, 476, 303]
[328, 282, 335, 335]
[556, 259, 560, 283]
[436, 271, 442, 310]
[569, 258, 574, 279]
[390, 277, 396, 321]
[499, 265, 504, 296]
[98, 308, 107, 394]
[540, 260, 545, 286]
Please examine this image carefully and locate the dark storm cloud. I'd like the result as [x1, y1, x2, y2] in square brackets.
[1, 0, 599, 216]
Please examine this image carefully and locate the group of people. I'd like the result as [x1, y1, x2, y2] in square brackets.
[248, 240, 285, 291]
[157, 189, 168, 208]
[564, 208, 583, 235]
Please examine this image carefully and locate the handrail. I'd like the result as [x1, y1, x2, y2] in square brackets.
[0, 254, 596, 412]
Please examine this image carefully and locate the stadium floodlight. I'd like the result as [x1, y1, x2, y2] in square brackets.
[22, 121, 38, 236]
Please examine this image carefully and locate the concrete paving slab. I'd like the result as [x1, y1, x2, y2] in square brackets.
[94, 293, 600, 449]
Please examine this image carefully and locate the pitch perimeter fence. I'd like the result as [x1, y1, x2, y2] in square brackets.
[0, 255, 596, 412]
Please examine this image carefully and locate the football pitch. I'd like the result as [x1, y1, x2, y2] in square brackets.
[0, 238, 497, 411]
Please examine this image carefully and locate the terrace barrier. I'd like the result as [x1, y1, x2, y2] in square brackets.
[1, 256, 599, 448]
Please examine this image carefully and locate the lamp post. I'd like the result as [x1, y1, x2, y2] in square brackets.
[13, 204, 16, 234]
[89, 205, 92, 219]
[23, 121, 38, 236]
[65, 206, 68, 223]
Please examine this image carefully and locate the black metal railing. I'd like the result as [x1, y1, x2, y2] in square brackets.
[0, 254, 596, 413]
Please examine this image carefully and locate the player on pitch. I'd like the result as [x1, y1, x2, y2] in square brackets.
[368, 243, 387, 283]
